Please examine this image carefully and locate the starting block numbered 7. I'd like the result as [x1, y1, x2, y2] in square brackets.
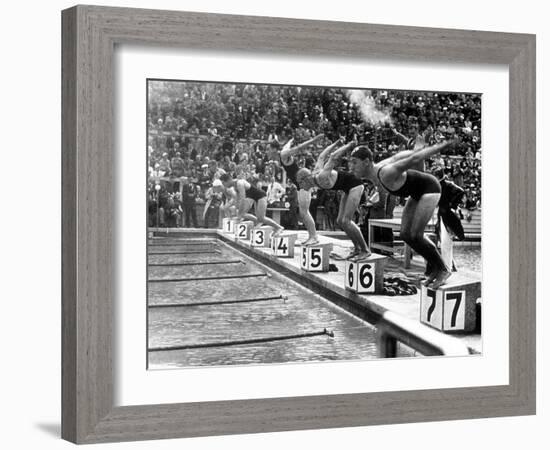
[301, 243, 333, 272]
[420, 275, 480, 333]
[271, 234, 297, 258]
[250, 226, 273, 248]
[234, 221, 255, 241]
[345, 254, 387, 294]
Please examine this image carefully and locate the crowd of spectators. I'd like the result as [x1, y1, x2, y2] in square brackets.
[147, 81, 482, 228]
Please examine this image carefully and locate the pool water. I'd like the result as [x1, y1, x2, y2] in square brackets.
[453, 246, 482, 274]
[147, 238, 405, 369]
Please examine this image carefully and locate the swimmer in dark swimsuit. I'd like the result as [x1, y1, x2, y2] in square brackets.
[219, 173, 284, 236]
[348, 139, 457, 289]
[272, 133, 325, 245]
[296, 137, 370, 261]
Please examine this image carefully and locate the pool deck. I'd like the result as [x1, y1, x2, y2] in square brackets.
[151, 227, 482, 354]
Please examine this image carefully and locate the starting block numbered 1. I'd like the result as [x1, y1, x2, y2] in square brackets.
[250, 226, 273, 248]
[271, 234, 297, 258]
[221, 218, 235, 234]
[420, 275, 481, 332]
[234, 221, 254, 241]
[344, 254, 387, 294]
[300, 243, 333, 272]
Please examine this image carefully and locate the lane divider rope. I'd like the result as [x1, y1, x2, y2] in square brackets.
[148, 250, 221, 255]
[148, 328, 334, 352]
[148, 259, 243, 267]
[148, 272, 267, 283]
[148, 294, 286, 308]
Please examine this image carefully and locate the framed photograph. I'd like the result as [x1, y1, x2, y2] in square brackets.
[62, 5, 535, 444]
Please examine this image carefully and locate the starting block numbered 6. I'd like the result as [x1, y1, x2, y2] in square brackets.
[420, 275, 480, 332]
[234, 221, 254, 241]
[301, 243, 333, 272]
[271, 234, 297, 258]
[345, 254, 387, 294]
[250, 226, 273, 248]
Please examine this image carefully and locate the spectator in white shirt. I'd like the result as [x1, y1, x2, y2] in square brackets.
[266, 176, 285, 206]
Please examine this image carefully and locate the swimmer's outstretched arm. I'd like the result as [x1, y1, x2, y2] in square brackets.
[390, 140, 456, 173]
[281, 133, 324, 162]
[390, 127, 411, 146]
[313, 137, 345, 171]
[324, 138, 358, 170]
[378, 150, 415, 166]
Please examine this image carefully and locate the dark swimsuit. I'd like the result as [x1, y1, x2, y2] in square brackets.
[280, 155, 299, 186]
[377, 167, 441, 201]
[245, 184, 267, 201]
[330, 171, 363, 194]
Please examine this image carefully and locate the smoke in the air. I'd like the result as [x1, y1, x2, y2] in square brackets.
[346, 90, 393, 126]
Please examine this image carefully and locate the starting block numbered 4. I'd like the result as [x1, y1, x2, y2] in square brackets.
[271, 234, 297, 258]
[301, 243, 333, 272]
[221, 218, 235, 234]
[234, 221, 254, 241]
[344, 254, 387, 294]
[420, 275, 480, 332]
[250, 226, 273, 248]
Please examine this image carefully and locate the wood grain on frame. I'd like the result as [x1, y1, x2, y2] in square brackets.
[61, 5, 536, 444]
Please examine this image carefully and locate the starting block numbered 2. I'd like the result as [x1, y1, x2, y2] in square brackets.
[420, 275, 480, 332]
[301, 243, 333, 272]
[250, 226, 273, 248]
[271, 234, 297, 258]
[344, 254, 387, 294]
[234, 221, 254, 241]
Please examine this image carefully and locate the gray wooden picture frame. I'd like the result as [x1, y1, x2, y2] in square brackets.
[61, 5, 536, 444]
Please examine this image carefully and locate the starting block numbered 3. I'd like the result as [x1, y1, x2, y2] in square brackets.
[420, 275, 480, 332]
[271, 234, 297, 258]
[222, 217, 235, 234]
[250, 226, 273, 248]
[301, 243, 333, 272]
[344, 254, 387, 294]
[234, 221, 254, 241]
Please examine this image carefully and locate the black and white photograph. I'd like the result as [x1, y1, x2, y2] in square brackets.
[146, 80, 482, 369]
[1, 0, 543, 447]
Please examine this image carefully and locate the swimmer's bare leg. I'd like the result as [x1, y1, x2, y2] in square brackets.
[256, 198, 284, 235]
[337, 186, 371, 260]
[298, 188, 319, 245]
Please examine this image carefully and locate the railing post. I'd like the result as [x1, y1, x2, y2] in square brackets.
[378, 329, 397, 358]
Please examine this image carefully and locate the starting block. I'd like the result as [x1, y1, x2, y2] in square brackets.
[420, 275, 481, 333]
[344, 254, 387, 294]
[300, 243, 333, 272]
[250, 226, 273, 248]
[234, 221, 255, 241]
[271, 234, 297, 258]
[222, 217, 237, 234]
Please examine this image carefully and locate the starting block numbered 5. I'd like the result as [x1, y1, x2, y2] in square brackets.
[250, 226, 273, 248]
[345, 254, 387, 294]
[271, 234, 297, 258]
[420, 275, 480, 332]
[234, 221, 254, 241]
[301, 243, 333, 272]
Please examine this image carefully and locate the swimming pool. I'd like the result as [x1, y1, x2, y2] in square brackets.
[148, 236, 399, 369]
